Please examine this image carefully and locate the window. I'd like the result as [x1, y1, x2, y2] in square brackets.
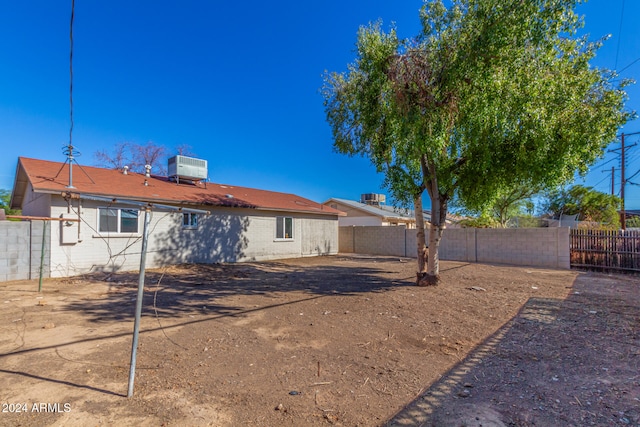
[182, 213, 198, 229]
[276, 216, 293, 240]
[98, 208, 139, 234]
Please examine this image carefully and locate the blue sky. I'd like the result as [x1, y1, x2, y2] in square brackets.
[1, 0, 639, 210]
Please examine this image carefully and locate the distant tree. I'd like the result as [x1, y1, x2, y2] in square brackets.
[323, 0, 631, 285]
[95, 142, 129, 170]
[491, 186, 543, 228]
[627, 216, 640, 228]
[543, 185, 621, 228]
[458, 215, 499, 228]
[176, 144, 195, 157]
[130, 141, 168, 175]
[0, 189, 20, 216]
[457, 182, 544, 227]
[95, 141, 168, 175]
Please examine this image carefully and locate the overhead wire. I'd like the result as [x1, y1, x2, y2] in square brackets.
[627, 168, 640, 182]
[593, 155, 619, 169]
[67, 202, 178, 276]
[618, 56, 640, 75]
[614, 0, 625, 70]
[591, 174, 613, 192]
[69, 0, 74, 153]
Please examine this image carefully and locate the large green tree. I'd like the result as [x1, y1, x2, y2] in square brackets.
[543, 185, 622, 228]
[323, 0, 631, 285]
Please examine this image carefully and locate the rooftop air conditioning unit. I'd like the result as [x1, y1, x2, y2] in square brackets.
[360, 193, 386, 205]
[168, 155, 208, 181]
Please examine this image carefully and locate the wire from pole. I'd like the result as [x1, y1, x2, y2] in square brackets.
[69, 0, 75, 152]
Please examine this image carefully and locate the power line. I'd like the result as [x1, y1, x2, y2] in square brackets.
[618, 56, 640, 74]
[614, 0, 626, 70]
[607, 133, 639, 228]
[593, 173, 612, 192]
[593, 155, 619, 169]
[69, 0, 74, 149]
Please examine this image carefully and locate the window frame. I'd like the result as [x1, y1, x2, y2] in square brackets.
[182, 212, 199, 229]
[275, 216, 294, 241]
[97, 207, 140, 235]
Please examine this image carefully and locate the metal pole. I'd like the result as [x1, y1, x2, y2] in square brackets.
[621, 133, 626, 230]
[38, 221, 47, 292]
[127, 208, 151, 397]
[611, 166, 615, 195]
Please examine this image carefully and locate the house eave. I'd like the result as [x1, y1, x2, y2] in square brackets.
[254, 206, 345, 217]
[53, 190, 343, 217]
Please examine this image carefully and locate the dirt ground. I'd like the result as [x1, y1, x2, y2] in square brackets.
[0, 255, 638, 426]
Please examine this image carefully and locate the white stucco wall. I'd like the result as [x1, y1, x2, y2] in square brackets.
[47, 196, 339, 277]
[20, 183, 52, 217]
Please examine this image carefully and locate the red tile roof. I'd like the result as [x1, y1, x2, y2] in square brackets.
[13, 157, 344, 216]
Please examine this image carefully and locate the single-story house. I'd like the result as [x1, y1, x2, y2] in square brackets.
[323, 197, 416, 227]
[10, 156, 344, 278]
[323, 197, 461, 228]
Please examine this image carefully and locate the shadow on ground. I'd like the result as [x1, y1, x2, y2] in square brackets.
[385, 272, 640, 427]
[62, 256, 414, 323]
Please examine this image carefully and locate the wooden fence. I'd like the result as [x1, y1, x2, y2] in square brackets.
[570, 229, 640, 273]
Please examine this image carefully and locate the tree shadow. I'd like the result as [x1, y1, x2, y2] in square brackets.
[152, 207, 251, 265]
[61, 256, 415, 323]
[384, 272, 639, 426]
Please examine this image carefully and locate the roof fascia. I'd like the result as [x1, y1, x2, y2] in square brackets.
[51, 190, 341, 217]
[329, 199, 412, 220]
[254, 207, 345, 217]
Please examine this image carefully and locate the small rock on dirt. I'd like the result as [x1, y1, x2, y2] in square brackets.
[457, 389, 471, 398]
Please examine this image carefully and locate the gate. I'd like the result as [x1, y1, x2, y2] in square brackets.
[570, 229, 640, 273]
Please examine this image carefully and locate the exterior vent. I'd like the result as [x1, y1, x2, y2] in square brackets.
[360, 193, 386, 206]
[168, 155, 208, 181]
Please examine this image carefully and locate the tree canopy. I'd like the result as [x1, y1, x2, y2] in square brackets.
[543, 185, 622, 228]
[456, 181, 543, 228]
[323, 0, 632, 284]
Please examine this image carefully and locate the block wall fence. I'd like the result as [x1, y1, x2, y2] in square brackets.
[339, 226, 570, 269]
[0, 220, 570, 283]
[0, 220, 49, 282]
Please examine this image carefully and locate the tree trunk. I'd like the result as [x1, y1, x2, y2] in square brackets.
[418, 193, 447, 286]
[413, 193, 428, 278]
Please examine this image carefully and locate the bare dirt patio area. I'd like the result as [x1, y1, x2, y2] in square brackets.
[0, 255, 638, 426]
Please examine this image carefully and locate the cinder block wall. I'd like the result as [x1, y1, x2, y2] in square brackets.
[338, 226, 355, 253]
[0, 220, 50, 281]
[355, 226, 407, 256]
[475, 227, 570, 269]
[438, 228, 477, 262]
[339, 226, 570, 269]
[339, 226, 409, 257]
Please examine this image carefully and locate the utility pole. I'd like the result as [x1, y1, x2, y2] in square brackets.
[609, 132, 639, 230]
[611, 166, 615, 195]
[621, 133, 626, 230]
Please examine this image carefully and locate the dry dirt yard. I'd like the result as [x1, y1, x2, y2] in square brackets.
[0, 255, 638, 426]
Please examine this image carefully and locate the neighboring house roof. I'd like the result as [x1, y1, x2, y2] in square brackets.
[324, 198, 416, 222]
[11, 157, 344, 216]
[324, 197, 462, 225]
